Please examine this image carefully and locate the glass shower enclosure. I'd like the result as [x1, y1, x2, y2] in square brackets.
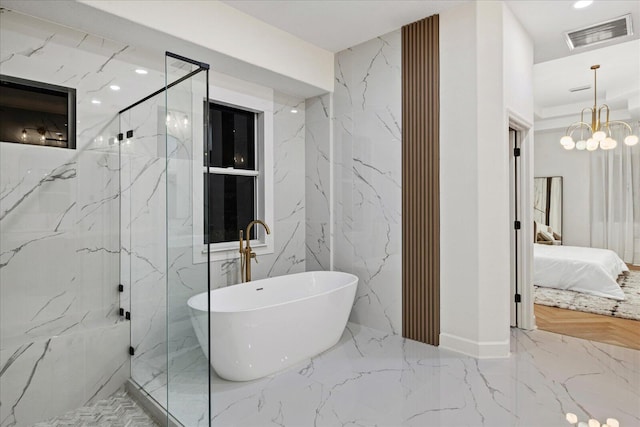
[119, 52, 211, 426]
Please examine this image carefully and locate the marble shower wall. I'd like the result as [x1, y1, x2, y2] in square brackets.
[0, 11, 148, 426]
[330, 30, 403, 334]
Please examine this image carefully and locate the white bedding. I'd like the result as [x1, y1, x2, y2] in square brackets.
[533, 244, 629, 300]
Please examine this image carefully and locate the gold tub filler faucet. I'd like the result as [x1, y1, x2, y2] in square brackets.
[239, 220, 271, 282]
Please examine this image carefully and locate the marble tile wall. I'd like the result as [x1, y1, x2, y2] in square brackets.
[330, 30, 403, 334]
[0, 10, 166, 426]
[0, 66, 128, 427]
[305, 94, 331, 271]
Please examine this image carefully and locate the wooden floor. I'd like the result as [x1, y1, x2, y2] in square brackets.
[535, 305, 640, 350]
[535, 264, 640, 350]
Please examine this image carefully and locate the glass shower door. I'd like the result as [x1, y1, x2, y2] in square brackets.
[120, 52, 210, 426]
[120, 90, 169, 405]
[165, 53, 210, 426]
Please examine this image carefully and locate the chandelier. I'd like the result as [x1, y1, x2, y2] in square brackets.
[560, 64, 638, 151]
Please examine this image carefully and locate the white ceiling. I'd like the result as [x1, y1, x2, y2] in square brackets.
[534, 39, 640, 123]
[3, 0, 637, 128]
[507, 0, 640, 64]
[223, 0, 640, 61]
[223, 0, 640, 128]
[221, 0, 468, 52]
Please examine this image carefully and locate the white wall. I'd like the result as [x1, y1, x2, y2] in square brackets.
[440, 2, 482, 351]
[440, 1, 534, 357]
[503, 2, 535, 330]
[534, 129, 591, 247]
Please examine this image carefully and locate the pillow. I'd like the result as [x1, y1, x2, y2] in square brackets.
[538, 230, 555, 241]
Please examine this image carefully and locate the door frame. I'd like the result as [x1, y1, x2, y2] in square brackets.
[508, 111, 535, 330]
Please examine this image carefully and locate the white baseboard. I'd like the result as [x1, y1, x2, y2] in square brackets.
[439, 333, 510, 358]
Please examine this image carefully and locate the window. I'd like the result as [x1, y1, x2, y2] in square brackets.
[193, 87, 274, 262]
[205, 103, 259, 244]
[0, 75, 76, 149]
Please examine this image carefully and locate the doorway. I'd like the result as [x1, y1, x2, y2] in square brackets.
[508, 118, 535, 330]
[509, 128, 521, 327]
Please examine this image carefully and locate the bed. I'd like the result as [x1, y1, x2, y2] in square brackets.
[533, 243, 629, 300]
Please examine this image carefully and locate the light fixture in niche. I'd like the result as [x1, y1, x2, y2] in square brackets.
[135, 68, 148, 75]
[1, 75, 75, 149]
[91, 99, 101, 105]
[110, 84, 121, 91]
[290, 108, 298, 114]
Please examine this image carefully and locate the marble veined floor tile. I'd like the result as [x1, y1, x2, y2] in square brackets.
[131, 323, 639, 427]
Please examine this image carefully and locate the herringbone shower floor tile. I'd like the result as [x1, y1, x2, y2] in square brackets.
[32, 391, 159, 427]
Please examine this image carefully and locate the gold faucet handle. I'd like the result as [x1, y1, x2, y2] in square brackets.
[239, 230, 244, 254]
[251, 252, 258, 263]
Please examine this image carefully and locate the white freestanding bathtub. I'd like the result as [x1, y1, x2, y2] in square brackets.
[187, 271, 358, 381]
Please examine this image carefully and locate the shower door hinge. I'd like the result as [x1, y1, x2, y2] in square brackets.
[513, 147, 521, 157]
[129, 346, 135, 356]
[126, 130, 133, 138]
[514, 294, 522, 303]
[118, 284, 124, 292]
[514, 221, 521, 230]
[118, 133, 124, 141]
[119, 308, 124, 316]
[125, 311, 131, 320]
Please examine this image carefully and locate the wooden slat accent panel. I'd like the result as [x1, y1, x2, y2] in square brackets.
[401, 15, 440, 345]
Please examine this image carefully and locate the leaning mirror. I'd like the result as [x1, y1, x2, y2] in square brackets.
[534, 176, 563, 245]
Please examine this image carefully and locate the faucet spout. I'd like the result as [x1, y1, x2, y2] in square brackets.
[245, 220, 271, 246]
[240, 220, 271, 282]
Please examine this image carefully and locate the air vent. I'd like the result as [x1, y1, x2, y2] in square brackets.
[565, 14, 633, 50]
[569, 85, 591, 93]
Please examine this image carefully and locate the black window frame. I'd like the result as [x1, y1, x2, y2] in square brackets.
[204, 102, 259, 245]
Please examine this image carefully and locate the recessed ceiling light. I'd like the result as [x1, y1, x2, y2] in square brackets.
[290, 109, 298, 114]
[91, 99, 101, 105]
[110, 84, 121, 91]
[135, 68, 148, 75]
[573, 1, 593, 9]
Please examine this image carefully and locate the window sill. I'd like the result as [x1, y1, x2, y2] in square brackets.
[196, 240, 273, 263]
